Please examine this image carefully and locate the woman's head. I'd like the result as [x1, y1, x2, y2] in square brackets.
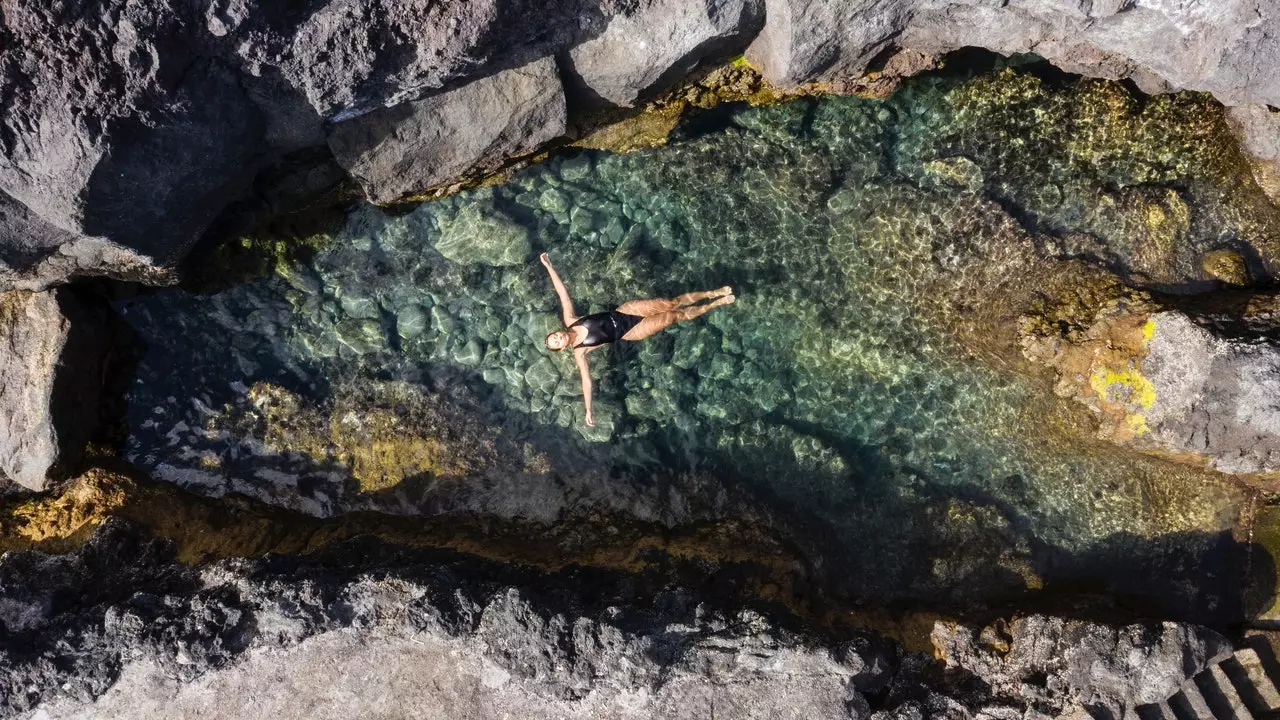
[545, 329, 571, 351]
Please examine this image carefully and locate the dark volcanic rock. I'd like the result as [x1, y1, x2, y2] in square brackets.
[231, 0, 616, 120]
[567, 0, 765, 106]
[745, 0, 913, 88]
[933, 615, 1232, 718]
[0, 521, 1237, 719]
[4, 0, 1280, 287]
[0, 1, 271, 289]
[327, 56, 567, 204]
[0, 289, 107, 491]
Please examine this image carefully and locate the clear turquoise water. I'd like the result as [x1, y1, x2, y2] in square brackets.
[120, 64, 1270, 615]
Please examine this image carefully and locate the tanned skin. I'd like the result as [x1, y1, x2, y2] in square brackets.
[539, 252, 734, 426]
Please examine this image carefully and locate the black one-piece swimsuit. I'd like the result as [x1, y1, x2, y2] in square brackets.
[571, 311, 643, 348]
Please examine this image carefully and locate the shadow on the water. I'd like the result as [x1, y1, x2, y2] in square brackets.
[126, 336, 1276, 631]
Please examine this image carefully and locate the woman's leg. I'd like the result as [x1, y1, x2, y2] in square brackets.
[616, 287, 733, 317]
[672, 286, 733, 307]
[622, 295, 735, 341]
[614, 298, 678, 316]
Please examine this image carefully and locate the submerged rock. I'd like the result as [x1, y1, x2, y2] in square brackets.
[0, 290, 107, 491]
[433, 202, 534, 266]
[327, 57, 567, 204]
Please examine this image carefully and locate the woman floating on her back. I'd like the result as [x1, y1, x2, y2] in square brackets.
[539, 252, 734, 427]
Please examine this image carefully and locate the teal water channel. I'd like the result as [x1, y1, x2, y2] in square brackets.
[120, 61, 1279, 620]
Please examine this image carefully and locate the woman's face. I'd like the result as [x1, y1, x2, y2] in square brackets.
[545, 330, 570, 351]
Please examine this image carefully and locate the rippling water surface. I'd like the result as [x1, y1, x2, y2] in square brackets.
[120, 61, 1279, 614]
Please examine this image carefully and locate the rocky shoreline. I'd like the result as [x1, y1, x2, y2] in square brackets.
[5, 1, 1280, 717]
[0, 518, 1245, 720]
[3, 0, 1279, 290]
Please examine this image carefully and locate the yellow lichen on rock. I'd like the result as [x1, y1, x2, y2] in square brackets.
[1088, 366, 1156, 436]
[0, 468, 129, 554]
[1019, 280, 1161, 443]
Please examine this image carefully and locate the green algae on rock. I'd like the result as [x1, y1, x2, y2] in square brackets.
[116, 64, 1270, 614]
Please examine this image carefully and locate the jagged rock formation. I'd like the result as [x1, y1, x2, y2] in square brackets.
[0, 290, 106, 491]
[1021, 291, 1280, 475]
[0, 520, 1235, 719]
[749, 0, 1280, 105]
[3, 0, 1279, 289]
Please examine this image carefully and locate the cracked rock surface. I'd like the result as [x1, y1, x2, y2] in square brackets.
[0, 520, 1230, 720]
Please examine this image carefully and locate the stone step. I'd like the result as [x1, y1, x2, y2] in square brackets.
[1135, 699, 1178, 720]
[1172, 681, 1217, 720]
[1202, 663, 1255, 720]
[1226, 648, 1280, 713]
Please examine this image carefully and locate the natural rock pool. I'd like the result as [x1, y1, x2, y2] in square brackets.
[118, 60, 1279, 618]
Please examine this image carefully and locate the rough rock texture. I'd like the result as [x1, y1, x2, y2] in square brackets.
[0, 290, 107, 491]
[567, 0, 765, 106]
[932, 615, 1233, 719]
[5, 0, 1280, 287]
[1140, 310, 1280, 474]
[1228, 104, 1280, 205]
[0, 0, 601, 288]
[1023, 297, 1280, 475]
[327, 57, 567, 204]
[0, 0, 271, 289]
[748, 0, 1280, 107]
[746, 0, 914, 89]
[0, 520, 1232, 719]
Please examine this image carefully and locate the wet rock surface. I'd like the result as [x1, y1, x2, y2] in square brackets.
[0, 289, 107, 491]
[0, 520, 1232, 719]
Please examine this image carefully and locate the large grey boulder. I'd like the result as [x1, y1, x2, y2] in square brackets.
[1227, 104, 1280, 204]
[1136, 310, 1280, 474]
[0, 0, 605, 289]
[242, 0, 613, 120]
[0, 289, 108, 491]
[0, 0, 273, 289]
[749, 0, 1280, 109]
[745, 0, 914, 87]
[326, 57, 567, 204]
[567, 0, 765, 106]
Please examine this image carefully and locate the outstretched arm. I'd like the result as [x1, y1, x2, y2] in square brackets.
[540, 253, 577, 326]
[573, 347, 595, 427]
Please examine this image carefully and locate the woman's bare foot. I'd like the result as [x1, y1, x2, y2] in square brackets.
[710, 294, 735, 308]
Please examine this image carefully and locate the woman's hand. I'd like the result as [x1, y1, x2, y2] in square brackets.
[585, 410, 595, 428]
[540, 252, 552, 267]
